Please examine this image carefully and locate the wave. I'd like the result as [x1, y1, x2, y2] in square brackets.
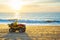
[0, 19, 60, 24]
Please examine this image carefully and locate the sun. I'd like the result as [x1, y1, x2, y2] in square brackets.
[8, 0, 24, 10]
[7, 0, 33, 19]
[7, 0, 24, 19]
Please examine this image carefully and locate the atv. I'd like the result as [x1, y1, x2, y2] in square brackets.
[8, 20, 26, 33]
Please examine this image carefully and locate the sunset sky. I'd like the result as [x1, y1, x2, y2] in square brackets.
[0, 0, 60, 19]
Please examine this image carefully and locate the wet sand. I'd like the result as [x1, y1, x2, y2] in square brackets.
[0, 24, 60, 40]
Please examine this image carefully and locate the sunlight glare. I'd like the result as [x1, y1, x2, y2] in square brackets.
[14, 12, 19, 19]
[8, 0, 24, 10]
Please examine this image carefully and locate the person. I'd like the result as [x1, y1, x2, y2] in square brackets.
[12, 19, 18, 27]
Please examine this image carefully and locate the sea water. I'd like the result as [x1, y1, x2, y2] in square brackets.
[0, 12, 60, 26]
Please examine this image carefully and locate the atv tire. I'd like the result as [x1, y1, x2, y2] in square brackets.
[9, 28, 15, 33]
[19, 28, 25, 33]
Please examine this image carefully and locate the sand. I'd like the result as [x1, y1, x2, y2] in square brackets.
[0, 24, 60, 40]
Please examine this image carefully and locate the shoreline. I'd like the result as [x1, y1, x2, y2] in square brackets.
[0, 23, 60, 26]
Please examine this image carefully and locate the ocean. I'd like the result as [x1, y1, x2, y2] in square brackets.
[0, 12, 60, 26]
[0, 19, 60, 26]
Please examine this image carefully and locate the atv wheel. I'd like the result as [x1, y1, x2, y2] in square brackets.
[9, 28, 15, 33]
[19, 28, 25, 33]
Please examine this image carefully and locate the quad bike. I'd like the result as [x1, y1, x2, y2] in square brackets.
[8, 20, 26, 33]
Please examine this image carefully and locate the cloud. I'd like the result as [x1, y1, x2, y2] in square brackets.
[0, 0, 60, 4]
[19, 4, 60, 13]
[0, 0, 8, 3]
[22, 0, 60, 3]
[0, 4, 14, 12]
[0, 0, 60, 13]
[52, 0, 60, 2]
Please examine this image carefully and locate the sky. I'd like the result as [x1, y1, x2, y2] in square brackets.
[0, 0, 60, 19]
[0, 0, 60, 12]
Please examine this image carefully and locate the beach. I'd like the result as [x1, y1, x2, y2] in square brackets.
[0, 24, 60, 40]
